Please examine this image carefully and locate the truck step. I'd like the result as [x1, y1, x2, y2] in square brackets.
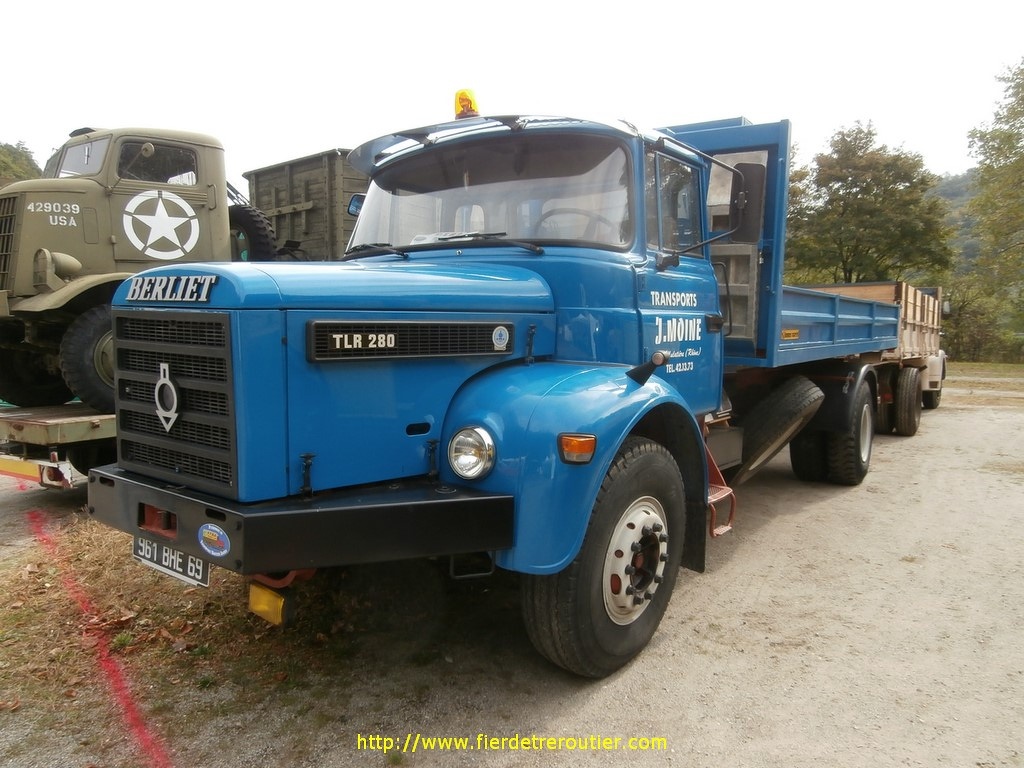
[705, 444, 736, 537]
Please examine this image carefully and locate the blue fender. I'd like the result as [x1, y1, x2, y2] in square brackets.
[441, 361, 707, 574]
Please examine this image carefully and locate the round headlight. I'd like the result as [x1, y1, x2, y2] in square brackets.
[448, 427, 495, 480]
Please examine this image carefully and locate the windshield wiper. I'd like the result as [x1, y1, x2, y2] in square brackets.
[436, 231, 544, 254]
[342, 243, 408, 260]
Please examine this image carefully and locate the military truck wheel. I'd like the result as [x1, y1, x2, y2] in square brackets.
[0, 349, 73, 407]
[826, 380, 874, 486]
[229, 205, 278, 261]
[520, 437, 684, 678]
[893, 367, 922, 437]
[60, 305, 115, 413]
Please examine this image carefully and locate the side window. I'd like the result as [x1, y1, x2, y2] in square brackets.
[645, 151, 700, 256]
[118, 142, 198, 185]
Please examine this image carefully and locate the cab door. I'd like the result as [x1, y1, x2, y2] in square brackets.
[638, 149, 724, 415]
[111, 138, 214, 265]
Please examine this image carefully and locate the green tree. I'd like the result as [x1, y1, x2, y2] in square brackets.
[0, 141, 41, 185]
[967, 58, 1024, 327]
[787, 123, 953, 283]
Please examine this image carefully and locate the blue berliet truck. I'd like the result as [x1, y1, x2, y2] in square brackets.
[87, 114, 944, 677]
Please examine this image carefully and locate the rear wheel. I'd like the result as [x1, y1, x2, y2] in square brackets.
[789, 428, 829, 482]
[60, 305, 115, 413]
[826, 380, 874, 486]
[893, 367, 922, 436]
[0, 348, 72, 407]
[521, 437, 684, 678]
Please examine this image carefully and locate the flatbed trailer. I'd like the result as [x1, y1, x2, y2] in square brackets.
[0, 404, 115, 487]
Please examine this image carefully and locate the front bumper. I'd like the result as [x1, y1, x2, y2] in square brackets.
[87, 465, 515, 575]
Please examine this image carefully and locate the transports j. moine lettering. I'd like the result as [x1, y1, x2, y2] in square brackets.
[124, 274, 218, 302]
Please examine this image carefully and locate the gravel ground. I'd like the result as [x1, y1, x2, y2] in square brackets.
[1, 376, 1022, 768]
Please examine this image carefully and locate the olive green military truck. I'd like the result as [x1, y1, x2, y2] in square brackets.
[0, 127, 278, 413]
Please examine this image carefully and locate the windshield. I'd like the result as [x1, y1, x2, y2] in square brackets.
[349, 133, 633, 250]
[44, 137, 111, 178]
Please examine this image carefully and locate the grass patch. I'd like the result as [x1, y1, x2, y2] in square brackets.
[0, 511, 376, 732]
[947, 361, 1024, 379]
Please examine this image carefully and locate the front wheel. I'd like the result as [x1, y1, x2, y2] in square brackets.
[521, 437, 685, 678]
[60, 305, 115, 413]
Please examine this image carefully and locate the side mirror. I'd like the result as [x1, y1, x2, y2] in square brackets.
[347, 193, 365, 217]
[729, 163, 766, 245]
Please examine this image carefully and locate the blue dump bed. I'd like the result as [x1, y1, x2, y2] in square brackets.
[770, 285, 899, 367]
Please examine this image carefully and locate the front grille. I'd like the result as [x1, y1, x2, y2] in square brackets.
[0, 195, 17, 292]
[113, 309, 237, 497]
[308, 321, 514, 361]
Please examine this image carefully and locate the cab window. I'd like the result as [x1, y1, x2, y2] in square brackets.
[118, 142, 198, 185]
[645, 152, 699, 256]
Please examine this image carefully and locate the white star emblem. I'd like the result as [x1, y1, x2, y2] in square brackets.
[123, 190, 201, 260]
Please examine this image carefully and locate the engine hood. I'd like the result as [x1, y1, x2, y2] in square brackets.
[113, 260, 555, 314]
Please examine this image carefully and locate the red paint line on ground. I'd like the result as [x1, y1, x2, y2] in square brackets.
[27, 510, 174, 768]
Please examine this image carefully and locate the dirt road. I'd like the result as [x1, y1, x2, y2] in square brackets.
[2, 376, 1022, 767]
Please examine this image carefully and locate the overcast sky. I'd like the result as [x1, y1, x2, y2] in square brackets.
[6, 0, 1022, 190]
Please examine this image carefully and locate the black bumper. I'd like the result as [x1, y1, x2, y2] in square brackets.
[87, 465, 515, 575]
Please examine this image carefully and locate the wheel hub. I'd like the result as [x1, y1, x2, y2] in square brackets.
[602, 496, 669, 625]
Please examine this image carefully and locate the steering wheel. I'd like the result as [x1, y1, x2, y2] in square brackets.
[533, 208, 615, 240]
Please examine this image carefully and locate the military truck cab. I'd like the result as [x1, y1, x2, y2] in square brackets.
[0, 127, 276, 413]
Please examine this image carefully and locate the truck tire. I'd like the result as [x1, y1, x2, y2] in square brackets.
[520, 437, 684, 678]
[229, 205, 278, 261]
[893, 367, 922, 436]
[729, 375, 825, 486]
[66, 439, 117, 475]
[789, 428, 829, 482]
[875, 400, 894, 434]
[0, 349, 73, 407]
[60, 305, 115, 414]
[922, 358, 945, 410]
[826, 380, 873, 486]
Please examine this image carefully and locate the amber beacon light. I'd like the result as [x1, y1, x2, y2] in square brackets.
[455, 89, 480, 119]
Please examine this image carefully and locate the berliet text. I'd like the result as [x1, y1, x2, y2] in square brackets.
[124, 274, 219, 303]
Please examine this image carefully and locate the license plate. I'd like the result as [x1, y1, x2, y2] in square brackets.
[133, 537, 210, 587]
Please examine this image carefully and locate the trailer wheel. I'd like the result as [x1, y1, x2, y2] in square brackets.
[0, 349, 73, 407]
[922, 389, 942, 410]
[229, 205, 278, 261]
[923, 358, 945, 410]
[789, 428, 829, 482]
[520, 437, 684, 678]
[60, 305, 115, 414]
[729, 375, 825, 486]
[826, 380, 873, 486]
[893, 367, 922, 436]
